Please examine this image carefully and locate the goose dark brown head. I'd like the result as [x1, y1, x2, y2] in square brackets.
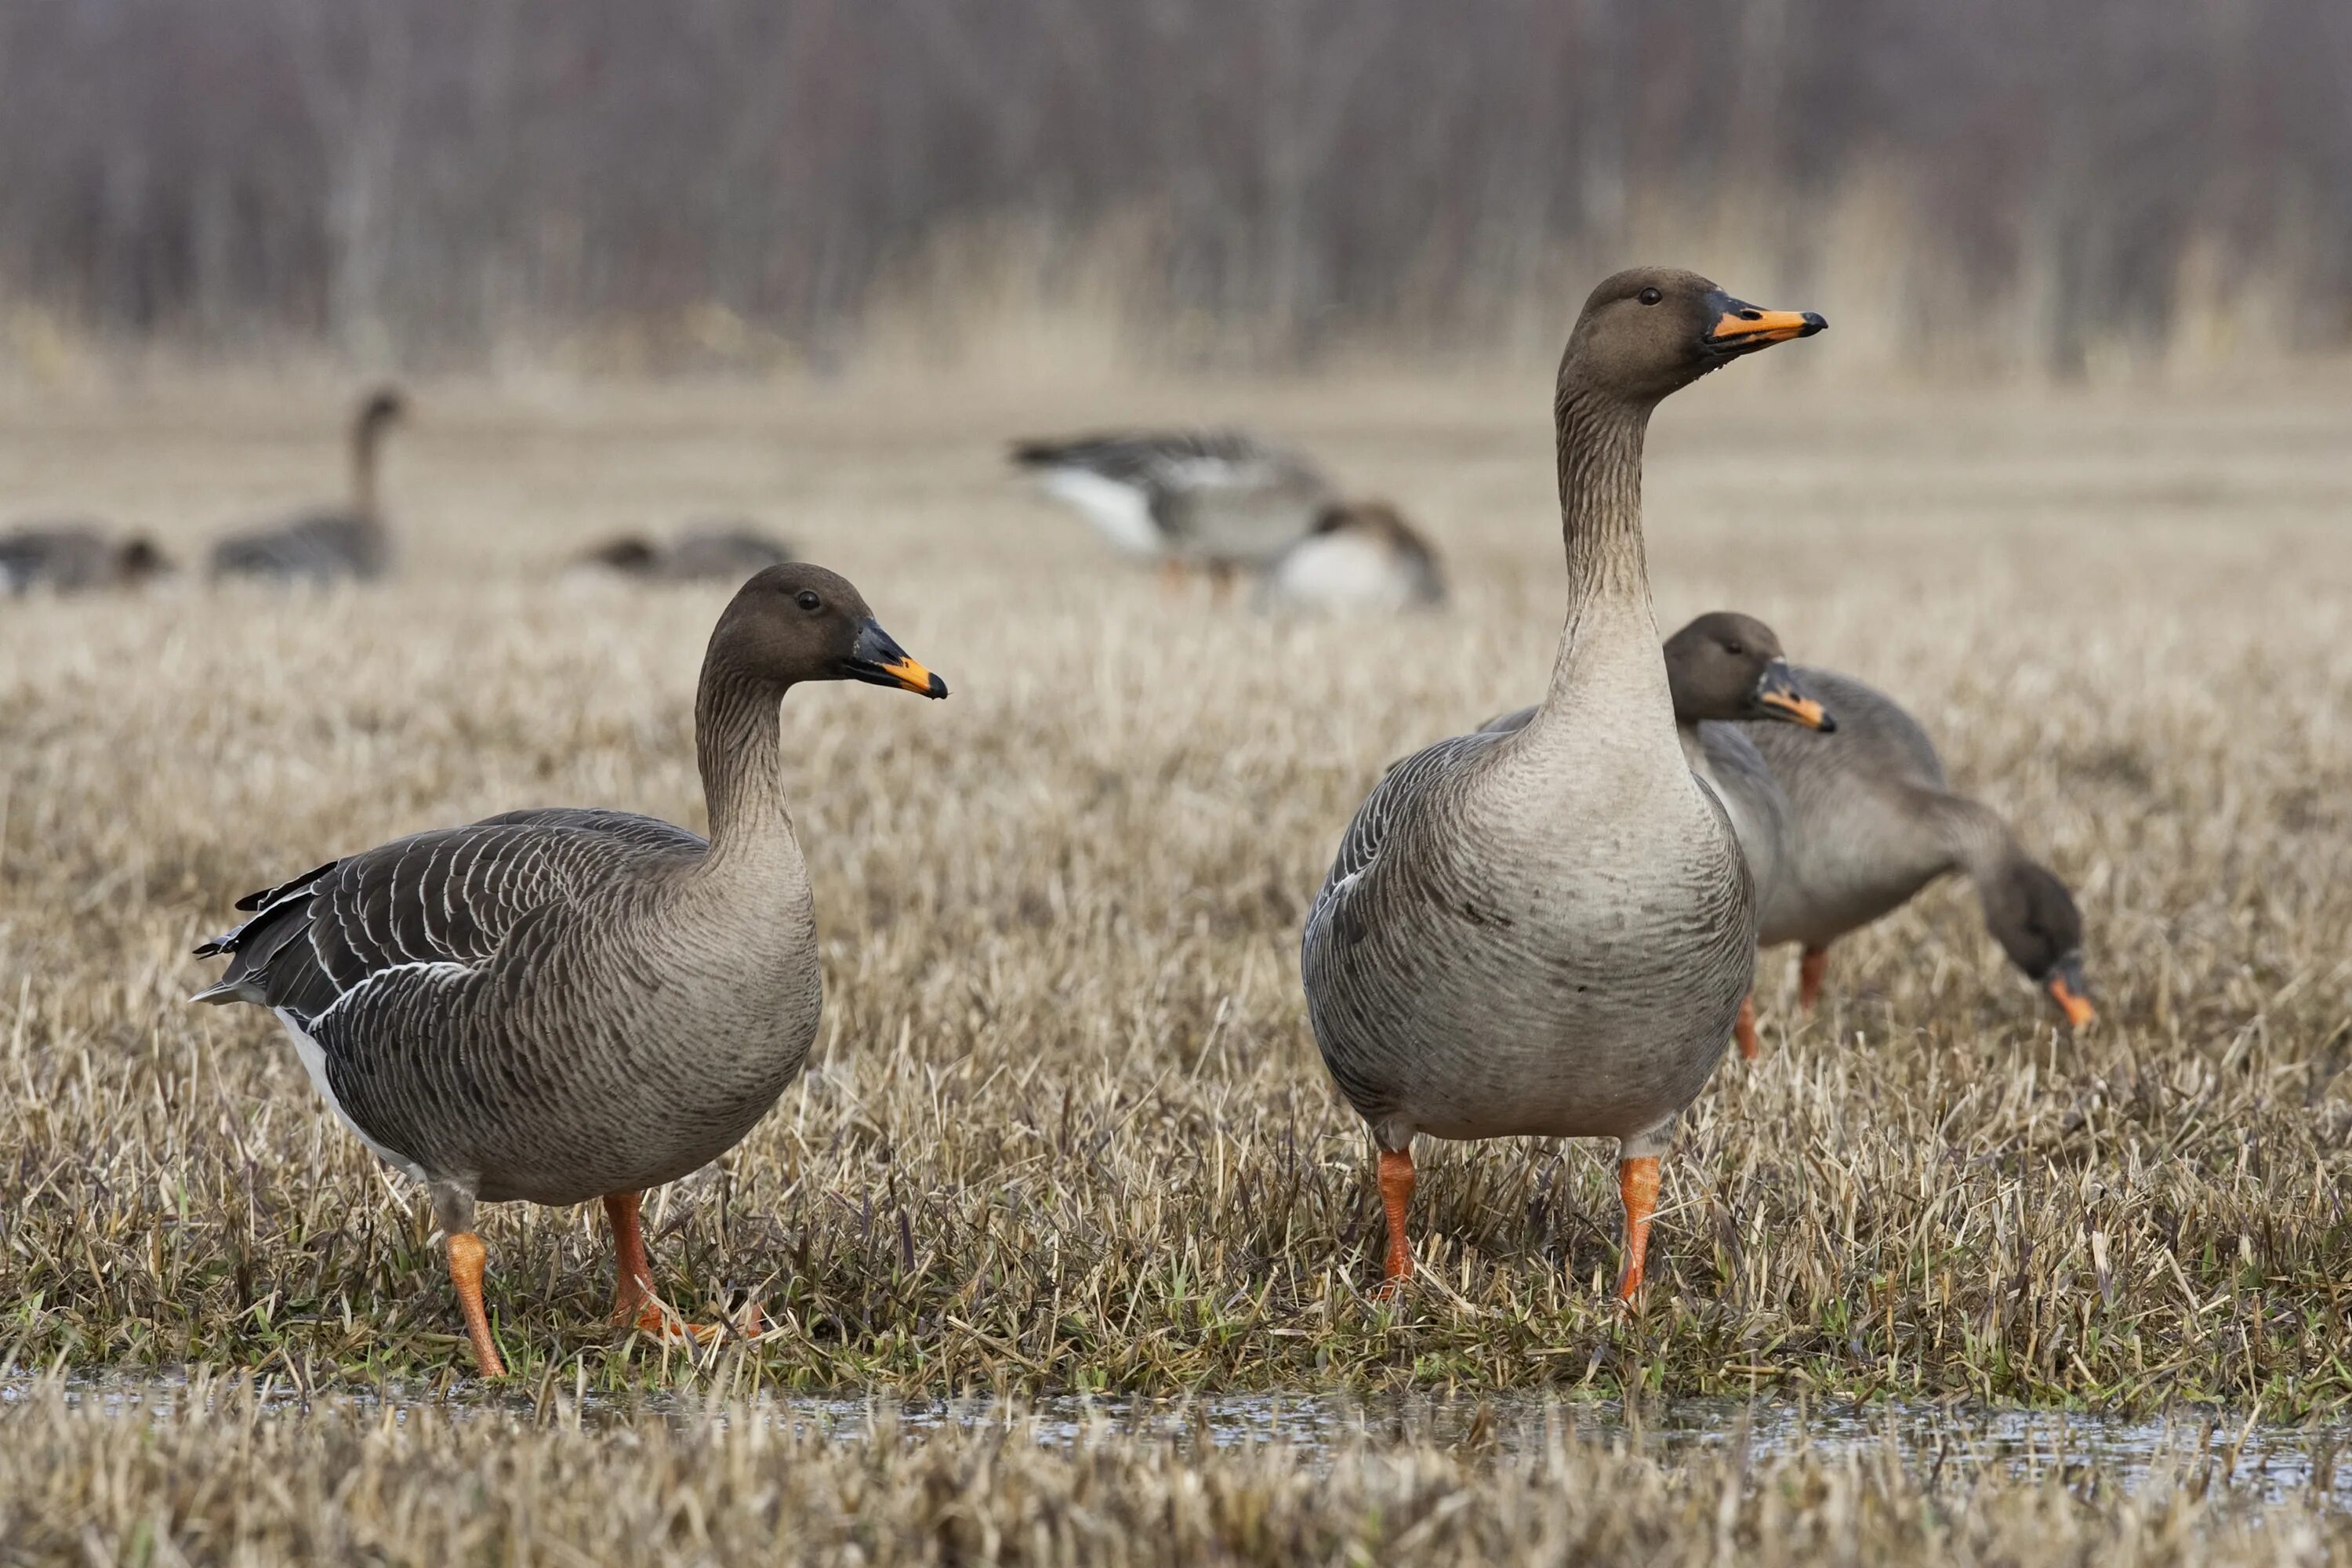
[1982, 858, 2095, 1027]
[1664, 611, 1834, 730]
[1563, 267, 1825, 403]
[710, 563, 948, 699]
[358, 387, 408, 431]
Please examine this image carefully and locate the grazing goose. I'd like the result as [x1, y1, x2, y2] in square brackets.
[210, 387, 405, 583]
[1483, 612, 1837, 1059]
[191, 564, 948, 1375]
[0, 522, 171, 593]
[1260, 501, 1447, 613]
[1737, 666, 2096, 1029]
[578, 521, 795, 583]
[1010, 430, 1340, 580]
[1303, 268, 1824, 1302]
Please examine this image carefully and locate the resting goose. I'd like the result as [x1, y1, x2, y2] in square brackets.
[1737, 666, 2095, 1029]
[1010, 429, 1341, 582]
[1303, 268, 1824, 1302]
[1259, 501, 1446, 613]
[191, 564, 948, 1375]
[0, 522, 170, 593]
[210, 387, 405, 583]
[1483, 612, 1837, 1059]
[577, 521, 795, 583]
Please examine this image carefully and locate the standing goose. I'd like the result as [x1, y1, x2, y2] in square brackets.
[1736, 666, 2096, 1029]
[1303, 268, 1824, 1301]
[1260, 500, 1447, 613]
[0, 522, 171, 593]
[1010, 429, 1340, 583]
[1483, 612, 1838, 1060]
[210, 387, 405, 583]
[191, 564, 948, 1375]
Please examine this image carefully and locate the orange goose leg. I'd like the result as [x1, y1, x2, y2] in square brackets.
[445, 1232, 506, 1377]
[604, 1191, 757, 1345]
[1733, 993, 1760, 1061]
[1377, 1149, 1416, 1291]
[1798, 946, 1830, 1012]
[1613, 1156, 1661, 1303]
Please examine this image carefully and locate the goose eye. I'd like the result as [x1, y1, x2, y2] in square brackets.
[795, 590, 822, 612]
[1638, 286, 1663, 306]
[1722, 642, 1743, 656]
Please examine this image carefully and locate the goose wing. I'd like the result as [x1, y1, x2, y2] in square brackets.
[209, 511, 387, 583]
[1309, 730, 1503, 920]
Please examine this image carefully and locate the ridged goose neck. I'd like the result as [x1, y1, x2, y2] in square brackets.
[1931, 793, 2022, 884]
[691, 655, 793, 865]
[351, 416, 383, 516]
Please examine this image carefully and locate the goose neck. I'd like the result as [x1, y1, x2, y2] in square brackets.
[351, 421, 381, 516]
[692, 662, 793, 863]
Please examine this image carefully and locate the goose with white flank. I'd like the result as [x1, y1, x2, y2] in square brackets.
[1260, 500, 1446, 613]
[1737, 666, 2096, 1030]
[211, 387, 405, 583]
[1483, 611, 1837, 1060]
[191, 564, 948, 1375]
[1303, 268, 1824, 1302]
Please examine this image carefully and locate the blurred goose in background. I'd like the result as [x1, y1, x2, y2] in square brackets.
[576, 520, 795, 583]
[1259, 501, 1446, 613]
[1302, 267, 1824, 1303]
[0, 521, 171, 593]
[1483, 611, 1836, 1059]
[191, 564, 949, 1377]
[1737, 666, 2096, 1029]
[1010, 429, 1340, 584]
[210, 387, 405, 583]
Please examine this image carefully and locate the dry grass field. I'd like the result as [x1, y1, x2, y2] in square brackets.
[2, 365, 2350, 1485]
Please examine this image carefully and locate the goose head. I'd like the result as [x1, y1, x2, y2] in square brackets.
[1982, 859, 2095, 1028]
[711, 563, 949, 699]
[584, 535, 662, 575]
[114, 535, 172, 585]
[1564, 268, 1824, 402]
[1664, 612, 1835, 730]
[358, 387, 408, 434]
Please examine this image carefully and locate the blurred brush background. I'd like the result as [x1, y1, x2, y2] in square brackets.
[3, 0, 2348, 383]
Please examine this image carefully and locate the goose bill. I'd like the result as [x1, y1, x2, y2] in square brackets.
[846, 622, 949, 698]
[1702, 294, 1827, 358]
[1753, 662, 1836, 731]
[2045, 957, 2097, 1028]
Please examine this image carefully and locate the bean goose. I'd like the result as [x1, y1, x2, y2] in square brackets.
[1010, 429, 1344, 583]
[0, 522, 170, 593]
[1259, 501, 1446, 613]
[1736, 666, 2096, 1029]
[1303, 268, 1824, 1301]
[191, 564, 948, 1375]
[1482, 612, 1837, 1060]
[210, 387, 405, 583]
[578, 521, 795, 583]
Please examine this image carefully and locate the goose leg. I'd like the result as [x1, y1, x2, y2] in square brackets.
[602, 1190, 748, 1345]
[433, 1185, 505, 1377]
[1376, 1147, 1416, 1290]
[1613, 1156, 1661, 1303]
[1733, 994, 1760, 1061]
[1156, 559, 1189, 593]
[1798, 946, 1830, 1011]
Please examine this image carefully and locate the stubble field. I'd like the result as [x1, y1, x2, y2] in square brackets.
[2, 366, 2350, 1562]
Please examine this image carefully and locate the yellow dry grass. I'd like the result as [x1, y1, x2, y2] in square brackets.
[1, 368, 2349, 1418]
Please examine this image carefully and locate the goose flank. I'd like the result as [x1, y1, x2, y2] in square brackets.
[1302, 268, 1825, 1303]
[191, 563, 949, 1375]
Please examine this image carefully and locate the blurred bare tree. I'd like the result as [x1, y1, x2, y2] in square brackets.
[0, 0, 2343, 372]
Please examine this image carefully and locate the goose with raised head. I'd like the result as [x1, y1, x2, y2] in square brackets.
[1303, 268, 1824, 1302]
[1010, 429, 1338, 581]
[191, 564, 949, 1375]
[578, 520, 795, 583]
[210, 387, 405, 583]
[1260, 500, 1446, 613]
[1483, 611, 1838, 1061]
[0, 522, 171, 593]
[1736, 666, 2095, 1029]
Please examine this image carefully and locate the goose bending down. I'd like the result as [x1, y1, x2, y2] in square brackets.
[1736, 666, 2095, 1029]
[1010, 430, 1340, 580]
[1483, 612, 1838, 1060]
[191, 564, 949, 1375]
[1302, 268, 1824, 1302]
[210, 387, 405, 583]
[578, 521, 795, 583]
[0, 522, 171, 593]
[1259, 501, 1446, 613]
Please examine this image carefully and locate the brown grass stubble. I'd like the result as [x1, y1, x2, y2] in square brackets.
[0, 376, 2348, 1411]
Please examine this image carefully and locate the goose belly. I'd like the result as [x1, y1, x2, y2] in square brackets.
[1308, 833, 1753, 1146]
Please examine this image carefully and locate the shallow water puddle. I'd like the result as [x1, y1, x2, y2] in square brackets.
[8, 1375, 2347, 1506]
